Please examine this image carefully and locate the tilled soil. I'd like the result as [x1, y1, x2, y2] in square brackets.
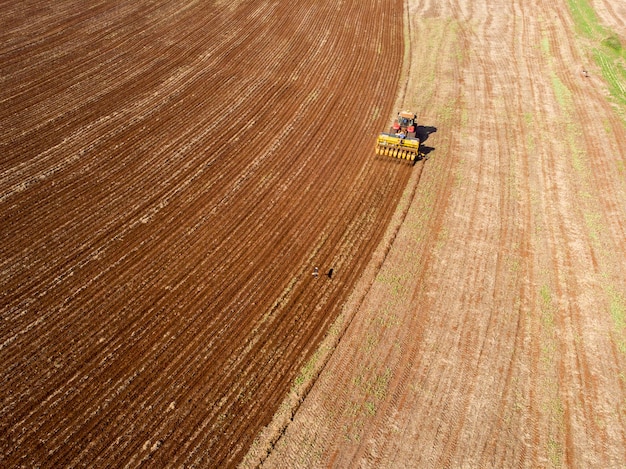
[0, 1, 411, 467]
[261, 0, 626, 467]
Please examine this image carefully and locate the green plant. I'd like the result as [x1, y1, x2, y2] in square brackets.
[566, 0, 626, 109]
[602, 34, 622, 53]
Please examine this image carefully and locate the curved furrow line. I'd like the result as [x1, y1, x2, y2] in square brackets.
[1, 4, 246, 175]
[2, 5, 304, 260]
[261, 0, 457, 463]
[168, 2, 404, 464]
[2, 0, 407, 466]
[2, 87, 338, 416]
[1, 5, 308, 314]
[0, 8, 272, 406]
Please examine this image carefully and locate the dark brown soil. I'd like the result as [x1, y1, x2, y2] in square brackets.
[0, 1, 409, 466]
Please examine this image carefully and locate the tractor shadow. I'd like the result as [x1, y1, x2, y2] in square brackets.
[419, 145, 435, 158]
[416, 126, 437, 162]
[416, 125, 437, 142]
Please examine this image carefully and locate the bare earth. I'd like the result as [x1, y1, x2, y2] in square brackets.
[259, 0, 626, 467]
[2, 0, 626, 468]
[1, 0, 408, 467]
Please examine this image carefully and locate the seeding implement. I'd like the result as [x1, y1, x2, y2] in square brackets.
[375, 111, 421, 162]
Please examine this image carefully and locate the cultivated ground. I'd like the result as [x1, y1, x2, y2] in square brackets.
[2, 0, 626, 468]
[1, 0, 410, 467]
[254, 0, 626, 467]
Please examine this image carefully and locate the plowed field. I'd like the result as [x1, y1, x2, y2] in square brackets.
[259, 0, 626, 467]
[1, 1, 411, 467]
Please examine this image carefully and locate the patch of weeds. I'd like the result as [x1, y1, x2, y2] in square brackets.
[370, 367, 391, 400]
[540, 284, 553, 310]
[550, 396, 565, 420]
[547, 437, 564, 467]
[455, 44, 465, 64]
[364, 401, 376, 416]
[376, 272, 405, 296]
[539, 284, 558, 357]
[567, 0, 599, 38]
[393, 337, 402, 351]
[524, 112, 534, 126]
[537, 285, 566, 462]
[566, 0, 626, 110]
[363, 332, 379, 353]
[551, 73, 573, 111]
[583, 211, 602, 242]
[375, 310, 400, 329]
[354, 366, 392, 402]
[592, 49, 626, 108]
[435, 226, 449, 251]
[292, 348, 322, 389]
[541, 342, 557, 364]
[571, 147, 586, 174]
[607, 286, 626, 355]
[512, 380, 525, 412]
[602, 34, 622, 52]
[439, 103, 455, 123]
[343, 419, 364, 443]
[508, 257, 521, 273]
[345, 401, 361, 418]
[454, 165, 465, 188]
[594, 415, 607, 429]
[352, 364, 371, 390]
[541, 36, 551, 56]
[411, 382, 434, 398]
[461, 107, 468, 128]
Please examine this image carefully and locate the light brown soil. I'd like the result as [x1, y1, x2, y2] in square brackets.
[0, 1, 410, 467]
[260, 0, 626, 467]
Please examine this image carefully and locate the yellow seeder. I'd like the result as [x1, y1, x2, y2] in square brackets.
[375, 111, 421, 162]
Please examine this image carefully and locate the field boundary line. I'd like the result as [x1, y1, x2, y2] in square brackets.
[239, 4, 423, 465]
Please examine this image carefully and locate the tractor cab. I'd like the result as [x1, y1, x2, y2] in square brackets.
[375, 109, 422, 162]
[390, 111, 417, 138]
